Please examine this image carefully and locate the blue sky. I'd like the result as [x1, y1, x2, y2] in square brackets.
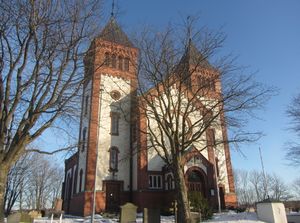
[103, 0, 300, 183]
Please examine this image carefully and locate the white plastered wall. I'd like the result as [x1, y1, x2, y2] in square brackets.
[95, 74, 132, 191]
[77, 80, 92, 193]
[146, 87, 230, 192]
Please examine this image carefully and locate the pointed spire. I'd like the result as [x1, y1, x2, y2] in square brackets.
[111, 0, 115, 17]
[184, 40, 211, 68]
[98, 17, 134, 47]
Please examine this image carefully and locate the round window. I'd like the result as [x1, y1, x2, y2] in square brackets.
[110, 90, 121, 100]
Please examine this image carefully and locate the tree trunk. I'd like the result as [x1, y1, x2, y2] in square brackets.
[173, 160, 191, 223]
[0, 165, 9, 222]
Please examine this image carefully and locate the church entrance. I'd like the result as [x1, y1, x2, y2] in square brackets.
[186, 168, 207, 198]
[104, 181, 121, 212]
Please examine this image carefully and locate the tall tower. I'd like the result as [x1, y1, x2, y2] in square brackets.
[68, 17, 138, 215]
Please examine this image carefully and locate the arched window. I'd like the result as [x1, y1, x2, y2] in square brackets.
[104, 52, 110, 66]
[79, 169, 83, 192]
[118, 56, 123, 70]
[73, 166, 77, 195]
[66, 173, 72, 200]
[81, 127, 87, 152]
[111, 54, 116, 68]
[109, 147, 119, 171]
[84, 95, 89, 116]
[110, 112, 119, 135]
[215, 158, 220, 177]
[124, 58, 129, 71]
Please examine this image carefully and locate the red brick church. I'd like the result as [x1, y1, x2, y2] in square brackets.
[62, 17, 237, 216]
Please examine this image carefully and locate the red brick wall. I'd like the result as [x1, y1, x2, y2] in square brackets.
[225, 193, 237, 208]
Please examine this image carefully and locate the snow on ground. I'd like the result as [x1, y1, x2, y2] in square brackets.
[31, 211, 267, 223]
[204, 211, 266, 223]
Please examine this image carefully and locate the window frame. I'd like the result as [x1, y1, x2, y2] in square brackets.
[110, 112, 120, 135]
[124, 58, 129, 71]
[111, 54, 116, 68]
[104, 52, 110, 66]
[84, 95, 89, 116]
[81, 127, 87, 152]
[148, 174, 163, 189]
[109, 146, 119, 172]
[79, 169, 83, 192]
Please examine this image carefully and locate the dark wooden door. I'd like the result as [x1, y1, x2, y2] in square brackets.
[105, 182, 121, 212]
[219, 187, 226, 209]
[187, 170, 207, 198]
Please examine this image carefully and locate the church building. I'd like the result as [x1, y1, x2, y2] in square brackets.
[62, 17, 237, 216]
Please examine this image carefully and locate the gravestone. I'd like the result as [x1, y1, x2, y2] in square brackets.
[257, 202, 287, 223]
[120, 202, 137, 223]
[7, 212, 31, 223]
[191, 211, 201, 223]
[54, 198, 63, 212]
[28, 210, 41, 220]
[143, 208, 160, 223]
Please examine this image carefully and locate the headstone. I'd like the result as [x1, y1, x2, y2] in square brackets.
[257, 202, 288, 223]
[7, 212, 31, 223]
[7, 212, 21, 223]
[143, 208, 160, 223]
[28, 210, 41, 220]
[54, 198, 63, 212]
[191, 212, 201, 223]
[120, 202, 137, 223]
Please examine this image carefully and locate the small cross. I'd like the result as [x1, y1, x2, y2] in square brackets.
[111, 0, 115, 17]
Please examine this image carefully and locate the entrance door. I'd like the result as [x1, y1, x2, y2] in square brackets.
[187, 169, 207, 198]
[219, 187, 226, 209]
[105, 181, 121, 212]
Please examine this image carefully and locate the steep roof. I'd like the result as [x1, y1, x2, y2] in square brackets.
[98, 17, 134, 48]
[180, 40, 212, 69]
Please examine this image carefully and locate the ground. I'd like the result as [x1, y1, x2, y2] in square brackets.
[25, 211, 267, 223]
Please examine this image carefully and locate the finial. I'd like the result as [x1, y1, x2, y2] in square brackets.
[187, 15, 191, 43]
[111, 0, 115, 17]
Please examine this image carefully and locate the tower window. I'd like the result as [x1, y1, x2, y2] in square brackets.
[110, 112, 120, 135]
[84, 95, 89, 116]
[104, 52, 110, 66]
[109, 147, 119, 171]
[111, 54, 116, 68]
[118, 56, 123, 70]
[215, 158, 220, 177]
[82, 127, 87, 152]
[124, 58, 130, 71]
[198, 76, 215, 91]
[79, 169, 83, 192]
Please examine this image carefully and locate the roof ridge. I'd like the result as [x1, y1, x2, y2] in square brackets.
[98, 17, 135, 48]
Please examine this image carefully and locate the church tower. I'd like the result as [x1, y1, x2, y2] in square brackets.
[63, 17, 138, 216]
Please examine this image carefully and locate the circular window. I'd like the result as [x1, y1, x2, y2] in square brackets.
[110, 90, 121, 100]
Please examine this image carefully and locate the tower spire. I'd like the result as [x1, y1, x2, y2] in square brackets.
[111, 0, 115, 17]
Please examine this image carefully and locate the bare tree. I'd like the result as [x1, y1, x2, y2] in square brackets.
[22, 154, 64, 210]
[234, 169, 256, 209]
[235, 169, 291, 206]
[4, 152, 64, 215]
[0, 0, 102, 220]
[3, 153, 32, 216]
[292, 177, 300, 199]
[268, 173, 291, 201]
[133, 17, 274, 222]
[286, 93, 300, 165]
[249, 170, 269, 202]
